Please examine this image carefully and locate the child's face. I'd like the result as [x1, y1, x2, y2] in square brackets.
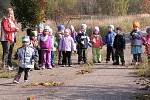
[94, 31, 99, 35]
[64, 29, 70, 36]
[116, 30, 121, 34]
[108, 27, 113, 32]
[49, 32, 52, 36]
[31, 36, 36, 41]
[81, 28, 86, 33]
[22, 41, 30, 47]
[38, 28, 43, 33]
[133, 27, 138, 31]
[43, 29, 49, 35]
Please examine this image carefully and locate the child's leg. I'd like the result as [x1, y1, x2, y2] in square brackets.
[114, 49, 119, 64]
[51, 51, 55, 66]
[96, 48, 101, 62]
[67, 51, 72, 66]
[137, 53, 142, 63]
[58, 51, 62, 65]
[120, 49, 125, 65]
[92, 48, 97, 63]
[106, 46, 111, 62]
[62, 51, 67, 66]
[24, 68, 30, 81]
[83, 49, 87, 63]
[77, 48, 82, 63]
[14, 67, 24, 82]
[111, 47, 115, 62]
[46, 50, 51, 68]
[38, 50, 42, 67]
[148, 54, 150, 65]
[133, 54, 138, 63]
[41, 50, 46, 68]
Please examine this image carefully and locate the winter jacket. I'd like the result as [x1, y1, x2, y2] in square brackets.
[113, 34, 125, 49]
[59, 35, 74, 51]
[16, 46, 39, 69]
[91, 35, 103, 48]
[39, 34, 52, 50]
[104, 31, 116, 47]
[143, 34, 150, 55]
[1, 17, 17, 42]
[130, 30, 143, 46]
[76, 32, 90, 49]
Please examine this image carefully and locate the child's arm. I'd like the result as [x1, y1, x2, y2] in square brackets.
[32, 48, 39, 66]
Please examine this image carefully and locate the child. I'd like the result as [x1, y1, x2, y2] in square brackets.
[39, 26, 52, 69]
[76, 24, 90, 64]
[37, 23, 44, 67]
[59, 28, 75, 67]
[70, 25, 77, 43]
[143, 27, 150, 65]
[91, 26, 103, 63]
[113, 27, 125, 66]
[130, 21, 143, 65]
[49, 28, 58, 67]
[13, 36, 38, 84]
[29, 31, 40, 70]
[104, 25, 116, 63]
[56, 24, 65, 65]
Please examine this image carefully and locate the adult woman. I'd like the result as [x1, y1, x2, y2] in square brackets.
[1, 8, 19, 70]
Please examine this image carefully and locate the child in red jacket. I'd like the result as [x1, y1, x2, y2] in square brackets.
[91, 26, 103, 63]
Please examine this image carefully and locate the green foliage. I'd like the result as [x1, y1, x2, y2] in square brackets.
[11, 0, 44, 30]
[0, 0, 11, 16]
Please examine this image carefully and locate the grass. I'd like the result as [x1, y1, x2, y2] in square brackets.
[134, 93, 150, 100]
[137, 56, 150, 77]
[0, 70, 16, 78]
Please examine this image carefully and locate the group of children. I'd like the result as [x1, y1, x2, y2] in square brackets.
[13, 21, 150, 84]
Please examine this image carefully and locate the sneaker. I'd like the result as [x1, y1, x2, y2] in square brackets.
[62, 65, 65, 67]
[41, 65, 45, 69]
[7, 66, 14, 71]
[34, 67, 40, 70]
[47, 66, 52, 69]
[98, 61, 101, 63]
[113, 62, 119, 65]
[68, 65, 72, 67]
[122, 63, 125, 66]
[24, 80, 28, 82]
[13, 80, 19, 84]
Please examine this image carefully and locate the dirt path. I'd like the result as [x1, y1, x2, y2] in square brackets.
[0, 45, 144, 100]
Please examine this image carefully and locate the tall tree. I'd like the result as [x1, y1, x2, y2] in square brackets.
[11, 0, 44, 30]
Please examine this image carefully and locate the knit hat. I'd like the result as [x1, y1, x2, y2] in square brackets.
[146, 27, 150, 33]
[81, 24, 87, 29]
[108, 25, 115, 30]
[57, 24, 65, 31]
[36, 23, 44, 29]
[30, 31, 38, 37]
[44, 25, 51, 31]
[22, 36, 30, 42]
[49, 28, 53, 33]
[133, 21, 140, 28]
[94, 26, 100, 32]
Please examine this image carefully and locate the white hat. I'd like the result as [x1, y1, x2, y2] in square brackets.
[108, 25, 115, 30]
[44, 25, 51, 31]
[22, 36, 30, 42]
[94, 26, 100, 32]
[81, 24, 87, 29]
[49, 28, 53, 33]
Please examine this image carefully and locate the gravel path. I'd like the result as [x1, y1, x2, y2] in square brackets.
[0, 46, 143, 100]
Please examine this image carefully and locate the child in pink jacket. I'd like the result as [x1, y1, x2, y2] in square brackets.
[143, 27, 150, 65]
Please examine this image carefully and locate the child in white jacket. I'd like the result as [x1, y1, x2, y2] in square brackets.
[13, 36, 39, 84]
